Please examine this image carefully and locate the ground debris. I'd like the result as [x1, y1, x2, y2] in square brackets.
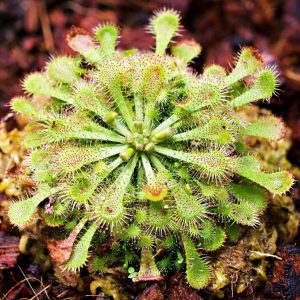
[53, 264, 84, 289]
[0, 231, 19, 269]
[264, 245, 300, 299]
[90, 275, 128, 300]
[137, 283, 164, 300]
[167, 273, 203, 300]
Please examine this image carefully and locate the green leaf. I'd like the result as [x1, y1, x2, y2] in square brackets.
[64, 159, 123, 204]
[47, 56, 79, 84]
[225, 222, 242, 242]
[200, 226, 226, 251]
[150, 9, 181, 55]
[173, 184, 205, 228]
[65, 221, 99, 270]
[142, 65, 166, 103]
[173, 117, 234, 144]
[93, 155, 138, 226]
[178, 81, 223, 112]
[231, 69, 277, 107]
[148, 202, 173, 234]
[171, 40, 201, 64]
[236, 156, 294, 195]
[203, 65, 226, 81]
[53, 144, 126, 174]
[67, 31, 101, 64]
[231, 202, 259, 226]
[11, 97, 47, 119]
[230, 183, 267, 211]
[108, 79, 135, 131]
[200, 220, 215, 241]
[30, 149, 52, 170]
[224, 47, 263, 86]
[94, 24, 119, 58]
[29, 149, 55, 183]
[182, 235, 211, 289]
[8, 185, 54, 227]
[135, 249, 162, 282]
[138, 234, 154, 249]
[155, 146, 231, 182]
[23, 73, 72, 104]
[197, 181, 229, 202]
[72, 81, 110, 119]
[41, 113, 125, 143]
[241, 116, 285, 141]
[23, 131, 46, 148]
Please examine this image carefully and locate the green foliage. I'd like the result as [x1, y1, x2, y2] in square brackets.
[8, 9, 293, 290]
[11, 97, 47, 119]
[225, 222, 242, 242]
[135, 250, 162, 281]
[183, 235, 211, 289]
[231, 69, 278, 107]
[94, 24, 119, 58]
[240, 116, 285, 140]
[199, 226, 226, 252]
[230, 183, 267, 212]
[65, 221, 99, 270]
[171, 40, 202, 64]
[47, 56, 80, 84]
[149, 9, 180, 55]
[8, 184, 54, 227]
[237, 156, 294, 195]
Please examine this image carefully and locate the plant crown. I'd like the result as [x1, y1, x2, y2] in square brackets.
[9, 9, 293, 289]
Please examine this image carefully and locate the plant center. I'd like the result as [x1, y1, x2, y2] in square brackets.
[125, 121, 154, 152]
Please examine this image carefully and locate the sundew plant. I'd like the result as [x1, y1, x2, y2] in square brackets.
[8, 10, 293, 289]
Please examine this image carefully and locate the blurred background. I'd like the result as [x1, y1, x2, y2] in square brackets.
[1, 0, 299, 162]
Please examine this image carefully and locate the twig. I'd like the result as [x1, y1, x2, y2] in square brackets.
[56, 289, 70, 298]
[27, 284, 51, 300]
[36, 0, 55, 52]
[18, 266, 39, 300]
[40, 277, 51, 300]
[2, 277, 39, 299]
[249, 250, 282, 260]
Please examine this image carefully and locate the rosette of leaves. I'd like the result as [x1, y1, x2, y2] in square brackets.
[8, 9, 293, 289]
